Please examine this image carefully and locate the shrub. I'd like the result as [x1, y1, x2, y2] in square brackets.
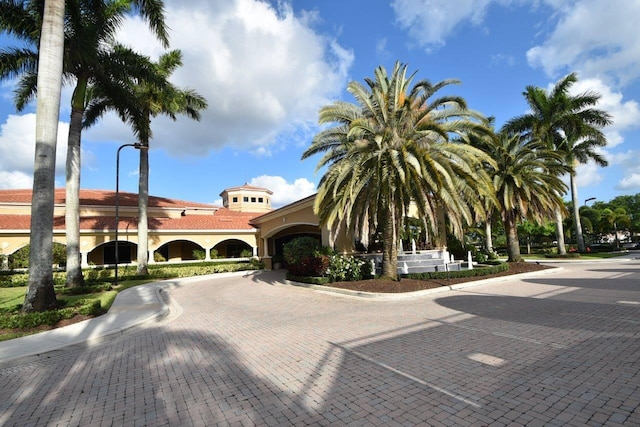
[193, 249, 206, 260]
[544, 252, 581, 259]
[154, 252, 166, 262]
[283, 237, 320, 266]
[407, 262, 508, 280]
[327, 254, 366, 282]
[240, 249, 253, 258]
[209, 248, 219, 259]
[285, 273, 330, 285]
[78, 300, 103, 316]
[288, 255, 329, 277]
[0, 299, 102, 329]
[0, 272, 28, 288]
[475, 251, 488, 263]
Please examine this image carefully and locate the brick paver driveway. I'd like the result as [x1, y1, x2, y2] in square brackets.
[1, 258, 639, 426]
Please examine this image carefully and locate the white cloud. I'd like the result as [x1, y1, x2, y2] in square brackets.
[0, 114, 69, 189]
[0, 171, 33, 190]
[568, 78, 640, 149]
[608, 150, 640, 191]
[617, 173, 640, 191]
[248, 175, 316, 207]
[391, 0, 517, 51]
[575, 162, 604, 187]
[85, 0, 353, 157]
[527, 0, 640, 85]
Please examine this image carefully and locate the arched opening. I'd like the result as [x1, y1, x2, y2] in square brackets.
[272, 225, 322, 258]
[100, 241, 136, 265]
[155, 240, 204, 262]
[213, 239, 252, 258]
[5, 243, 67, 269]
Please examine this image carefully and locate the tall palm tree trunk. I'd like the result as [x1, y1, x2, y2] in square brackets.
[570, 170, 586, 252]
[554, 207, 567, 255]
[65, 81, 87, 288]
[23, 0, 65, 312]
[381, 207, 399, 281]
[137, 145, 150, 275]
[485, 215, 494, 254]
[503, 211, 523, 262]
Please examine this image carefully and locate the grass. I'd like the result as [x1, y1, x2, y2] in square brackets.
[0, 278, 155, 342]
[0, 287, 27, 311]
[521, 251, 629, 260]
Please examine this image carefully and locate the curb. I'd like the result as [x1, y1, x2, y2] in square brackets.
[0, 270, 260, 365]
[284, 266, 565, 301]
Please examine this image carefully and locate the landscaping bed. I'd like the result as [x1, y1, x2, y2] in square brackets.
[322, 262, 553, 293]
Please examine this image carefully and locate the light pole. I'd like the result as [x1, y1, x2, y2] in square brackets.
[584, 197, 596, 207]
[115, 143, 146, 285]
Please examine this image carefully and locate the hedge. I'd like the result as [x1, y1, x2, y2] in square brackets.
[544, 253, 581, 259]
[406, 262, 509, 280]
[285, 273, 330, 285]
[0, 260, 264, 288]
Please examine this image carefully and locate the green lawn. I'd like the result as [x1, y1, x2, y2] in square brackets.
[0, 279, 154, 342]
[0, 287, 27, 311]
[521, 252, 629, 260]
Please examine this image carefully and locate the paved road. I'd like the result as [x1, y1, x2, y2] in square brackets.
[1, 259, 639, 426]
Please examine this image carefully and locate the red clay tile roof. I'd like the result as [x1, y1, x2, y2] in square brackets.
[0, 188, 217, 209]
[0, 208, 260, 231]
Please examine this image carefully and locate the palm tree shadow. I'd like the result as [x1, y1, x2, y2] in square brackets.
[435, 293, 639, 333]
[0, 326, 314, 426]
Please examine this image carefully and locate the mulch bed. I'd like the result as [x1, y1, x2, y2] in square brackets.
[324, 262, 553, 293]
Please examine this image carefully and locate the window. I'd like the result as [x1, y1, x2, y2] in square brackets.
[243, 197, 248, 202]
[251, 197, 256, 202]
[258, 197, 263, 203]
[232, 197, 238, 203]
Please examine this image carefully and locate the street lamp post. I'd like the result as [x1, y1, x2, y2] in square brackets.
[584, 197, 596, 207]
[115, 143, 146, 285]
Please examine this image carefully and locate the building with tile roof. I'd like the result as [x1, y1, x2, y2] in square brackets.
[0, 186, 272, 267]
[0, 183, 447, 272]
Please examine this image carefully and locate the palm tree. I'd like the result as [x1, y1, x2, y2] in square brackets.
[600, 207, 630, 249]
[559, 118, 611, 252]
[487, 132, 568, 262]
[85, 50, 207, 275]
[503, 72, 611, 254]
[466, 117, 501, 255]
[0, 0, 169, 288]
[302, 62, 495, 280]
[23, 0, 65, 312]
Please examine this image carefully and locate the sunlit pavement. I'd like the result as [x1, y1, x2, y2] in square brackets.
[1, 258, 639, 426]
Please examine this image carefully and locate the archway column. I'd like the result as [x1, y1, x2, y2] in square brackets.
[81, 251, 88, 268]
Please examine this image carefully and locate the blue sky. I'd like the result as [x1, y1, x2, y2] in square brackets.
[1, 0, 639, 209]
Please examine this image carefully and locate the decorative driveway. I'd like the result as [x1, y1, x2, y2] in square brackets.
[1, 259, 639, 426]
